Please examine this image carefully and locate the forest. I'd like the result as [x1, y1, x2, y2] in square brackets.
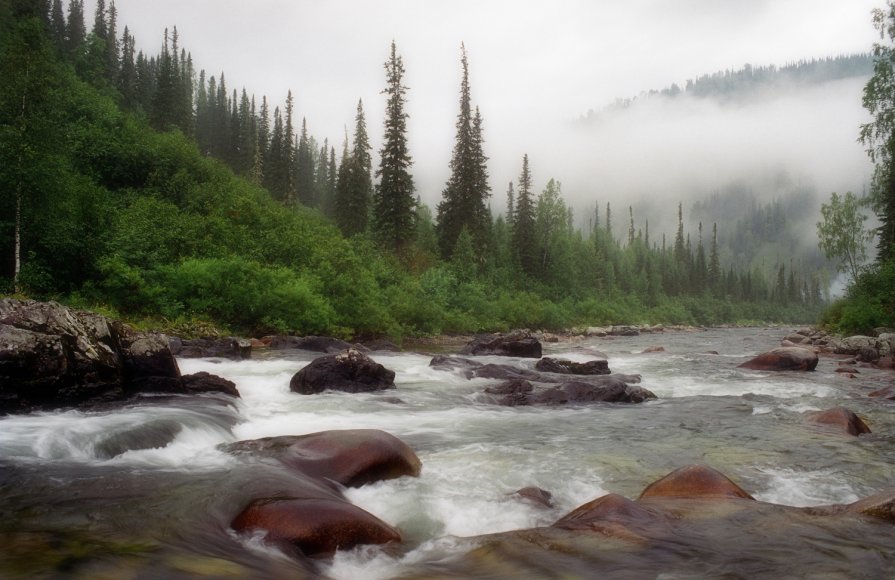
[1, 0, 876, 340]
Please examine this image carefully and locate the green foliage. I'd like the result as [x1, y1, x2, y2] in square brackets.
[817, 191, 873, 282]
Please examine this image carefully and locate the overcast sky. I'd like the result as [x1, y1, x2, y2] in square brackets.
[85, 0, 881, 216]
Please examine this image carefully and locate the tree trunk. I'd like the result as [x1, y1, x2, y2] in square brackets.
[14, 181, 22, 294]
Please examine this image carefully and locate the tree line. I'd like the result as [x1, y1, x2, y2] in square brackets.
[1, 0, 826, 338]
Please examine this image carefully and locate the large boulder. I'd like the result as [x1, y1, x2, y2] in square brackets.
[638, 464, 755, 500]
[225, 429, 421, 487]
[738, 347, 818, 371]
[290, 349, 396, 395]
[231, 497, 401, 557]
[0, 299, 184, 412]
[461, 330, 542, 358]
[535, 357, 610, 375]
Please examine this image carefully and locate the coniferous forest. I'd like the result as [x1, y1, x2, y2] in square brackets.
[4, 0, 884, 340]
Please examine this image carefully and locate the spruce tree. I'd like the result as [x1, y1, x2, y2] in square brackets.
[505, 182, 515, 228]
[296, 117, 316, 207]
[437, 43, 490, 258]
[283, 91, 296, 203]
[374, 41, 416, 251]
[512, 154, 537, 275]
[708, 222, 722, 295]
[65, 0, 85, 61]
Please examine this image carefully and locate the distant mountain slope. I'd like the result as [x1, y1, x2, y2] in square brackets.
[581, 54, 873, 122]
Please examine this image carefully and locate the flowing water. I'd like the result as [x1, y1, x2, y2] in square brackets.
[1, 328, 894, 578]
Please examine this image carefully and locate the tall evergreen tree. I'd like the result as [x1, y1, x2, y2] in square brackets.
[117, 26, 135, 108]
[512, 154, 537, 275]
[49, 0, 65, 54]
[283, 90, 296, 203]
[708, 222, 722, 295]
[437, 43, 490, 258]
[295, 117, 316, 206]
[65, 0, 85, 60]
[505, 181, 515, 228]
[374, 41, 416, 252]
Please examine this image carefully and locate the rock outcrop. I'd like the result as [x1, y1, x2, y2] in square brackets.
[0, 299, 237, 413]
[290, 349, 396, 395]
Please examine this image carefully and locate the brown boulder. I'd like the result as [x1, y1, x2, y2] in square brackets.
[869, 386, 895, 399]
[806, 407, 871, 436]
[846, 489, 895, 521]
[226, 429, 421, 488]
[738, 347, 818, 372]
[231, 497, 401, 557]
[554, 493, 656, 531]
[290, 349, 395, 395]
[638, 465, 755, 500]
[641, 346, 665, 354]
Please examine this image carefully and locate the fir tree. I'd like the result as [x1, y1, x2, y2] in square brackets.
[296, 117, 316, 207]
[373, 41, 416, 251]
[65, 0, 85, 60]
[437, 43, 490, 258]
[505, 181, 515, 228]
[512, 154, 537, 275]
[708, 222, 722, 295]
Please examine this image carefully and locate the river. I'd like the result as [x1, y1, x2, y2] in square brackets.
[1, 327, 894, 578]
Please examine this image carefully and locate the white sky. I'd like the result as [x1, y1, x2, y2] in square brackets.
[85, 0, 881, 216]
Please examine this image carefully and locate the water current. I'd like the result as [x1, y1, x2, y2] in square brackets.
[1, 327, 894, 578]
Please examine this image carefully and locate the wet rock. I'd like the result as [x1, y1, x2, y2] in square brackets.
[637, 465, 755, 500]
[511, 486, 554, 508]
[93, 419, 184, 459]
[290, 349, 395, 395]
[225, 429, 421, 488]
[461, 330, 542, 358]
[182, 372, 240, 397]
[847, 489, 895, 521]
[783, 333, 808, 344]
[169, 336, 251, 360]
[641, 346, 665, 354]
[269, 335, 362, 353]
[877, 356, 895, 370]
[869, 386, 895, 399]
[554, 493, 658, 533]
[738, 347, 818, 372]
[494, 380, 656, 406]
[231, 497, 401, 557]
[0, 299, 184, 413]
[535, 357, 610, 375]
[806, 407, 871, 436]
[484, 379, 534, 395]
[858, 346, 880, 363]
[834, 367, 858, 374]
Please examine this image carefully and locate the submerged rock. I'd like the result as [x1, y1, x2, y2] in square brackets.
[461, 330, 542, 358]
[738, 347, 818, 372]
[231, 497, 401, 557]
[290, 349, 396, 395]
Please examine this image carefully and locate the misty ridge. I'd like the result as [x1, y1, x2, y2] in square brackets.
[521, 54, 877, 264]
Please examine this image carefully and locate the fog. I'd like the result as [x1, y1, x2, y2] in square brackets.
[83, 0, 878, 231]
